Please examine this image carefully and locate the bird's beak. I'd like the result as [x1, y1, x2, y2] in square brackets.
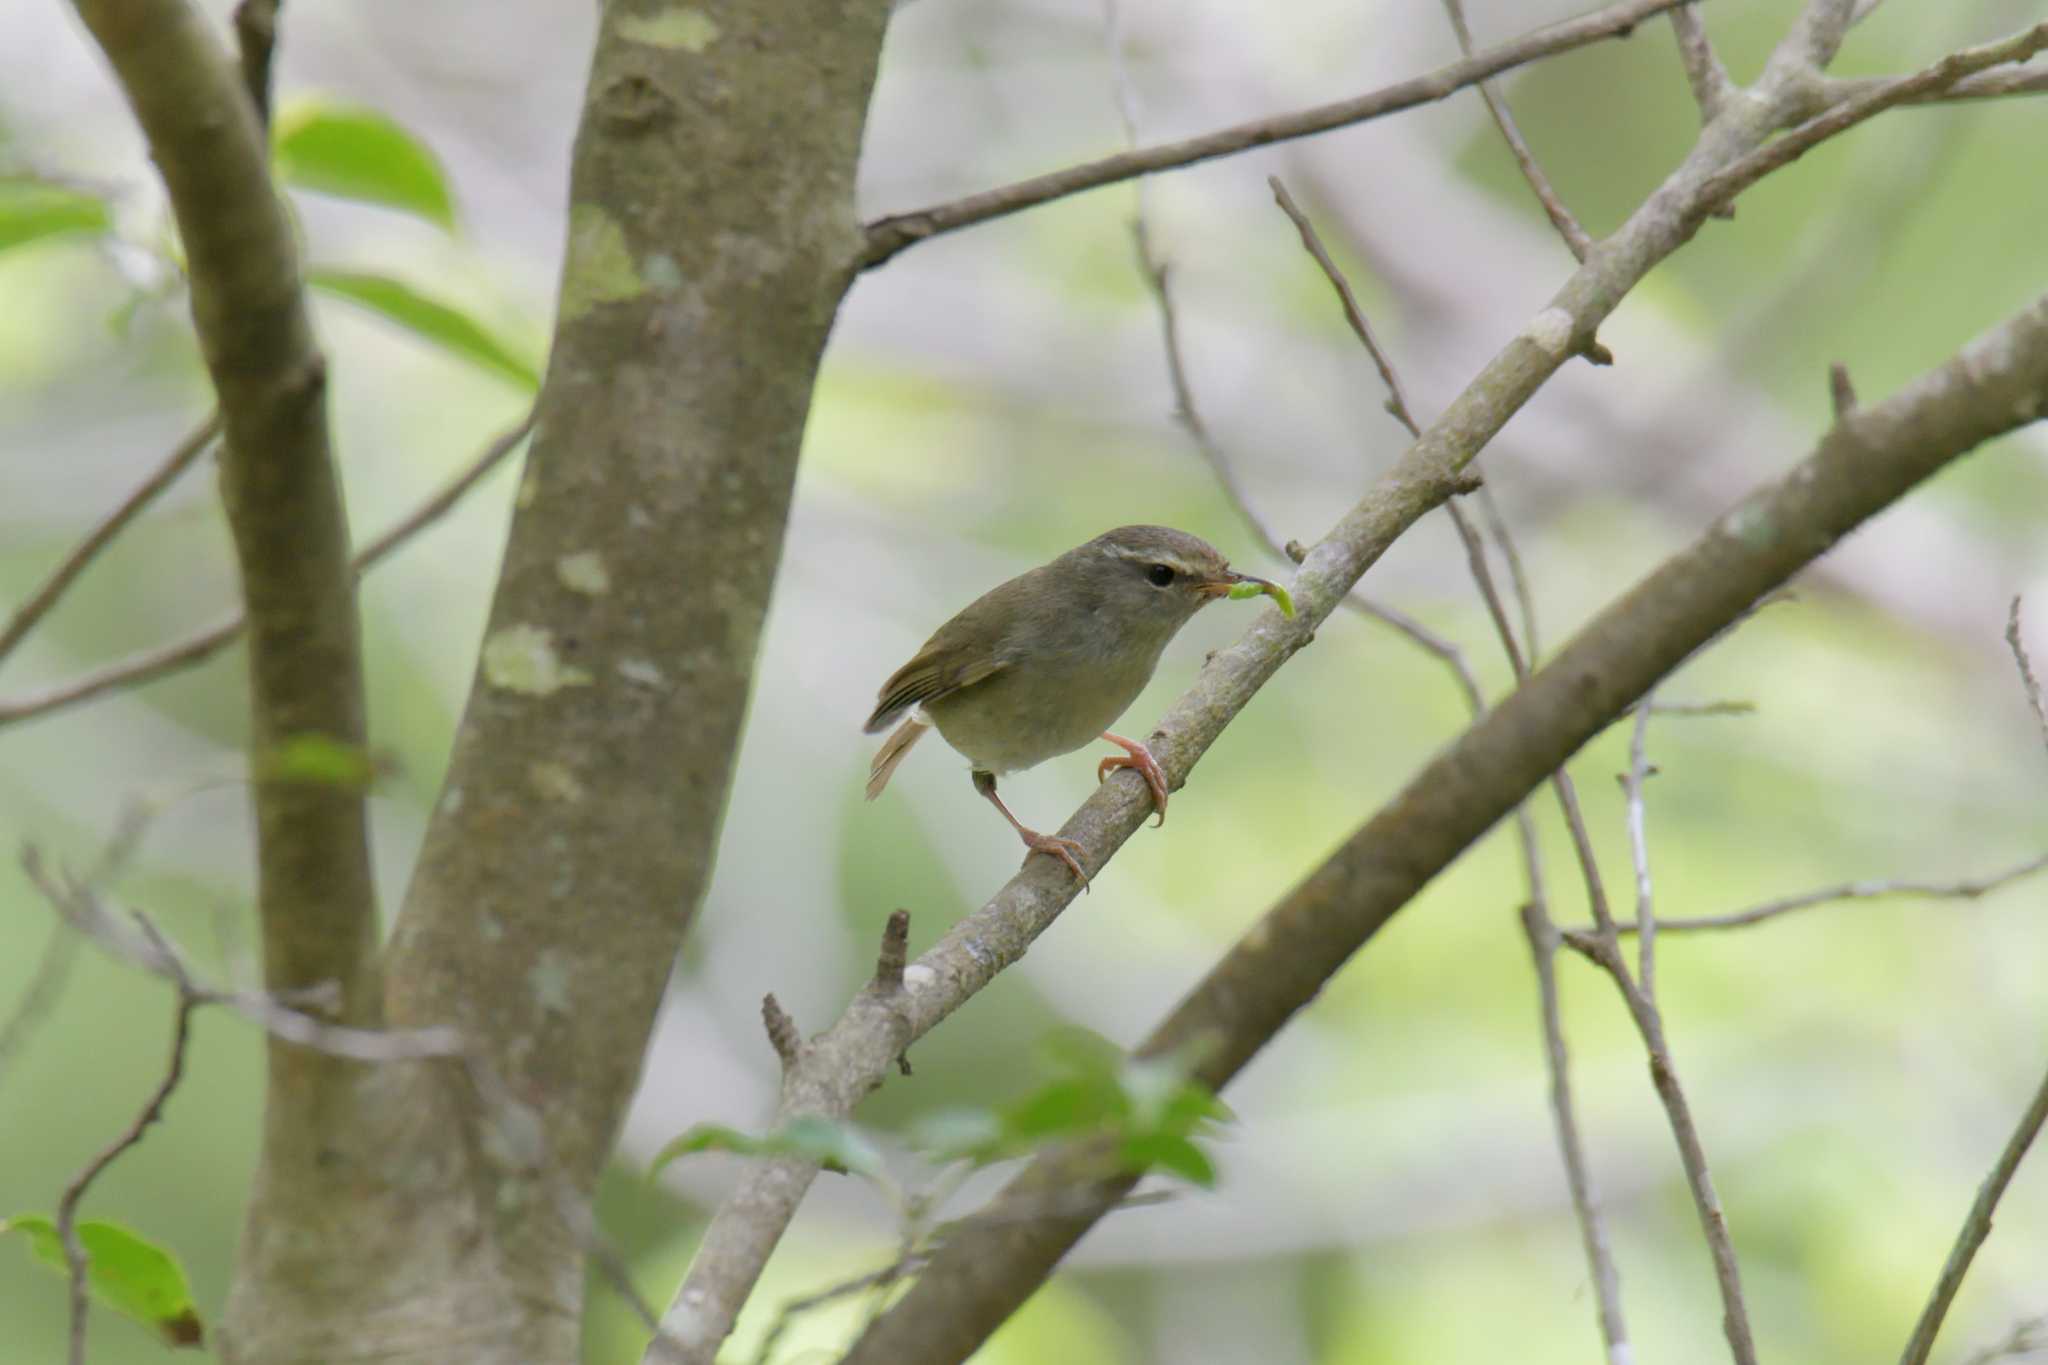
[1196, 571, 1254, 599]
[1200, 570, 1296, 617]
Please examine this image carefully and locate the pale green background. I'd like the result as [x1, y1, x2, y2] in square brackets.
[3, 1, 2046, 1361]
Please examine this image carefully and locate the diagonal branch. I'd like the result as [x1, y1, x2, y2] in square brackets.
[857, 0, 1695, 270]
[837, 288, 2048, 1364]
[0, 410, 220, 671]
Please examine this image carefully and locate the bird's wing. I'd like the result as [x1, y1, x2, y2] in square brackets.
[863, 650, 1007, 734]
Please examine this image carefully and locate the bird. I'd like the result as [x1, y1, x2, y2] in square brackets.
[863, 525, 1288, 885]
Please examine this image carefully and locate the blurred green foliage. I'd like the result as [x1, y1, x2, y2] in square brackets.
[5, 2, 2048, 1363]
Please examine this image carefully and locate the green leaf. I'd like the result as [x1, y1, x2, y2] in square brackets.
[649, 1117, 886, 1182]
[1117, 1134, 1218, 1188]
[309, 269, 540, 390]
[272, 97, 456, 230]
[4, 1215, 204, 1348]
[257, 733, 389, 790]
[0, 179, 111, 254]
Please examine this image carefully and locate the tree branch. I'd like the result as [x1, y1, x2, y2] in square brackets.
[838, 289, 2048, 1364]
[857, 0, 1694, 270]
[67, 12, 381, 1311]
[0, 410, 220, 671]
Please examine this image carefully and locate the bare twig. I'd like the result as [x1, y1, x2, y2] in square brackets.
[1649, 699, 1755, 717]
[1591, 852, 2048, 936]
[0, 410, 536, 730]
[1705, 23, 2048, 216]
[1619, 698, 1659, 998]
[23, 847, 462, 1062]
[857, 0, 1696, 270]
[349, 409, 537, 570]
[1815, 60, 2048, 108]
[0, 411, 221, 670]
[1439, 0, 1595, 260]
[1522, 904, 1631, 1364]
[1892, 596, 2048, 1365]
[2008, 597, 2047, 754]
[1670, 4, 1735, 121]
[1899, 1066, 2048, 1365]
[1269, 178, 1424, 431]
[53, 933, 197, 1365]
[1474, 484, 1541, 664]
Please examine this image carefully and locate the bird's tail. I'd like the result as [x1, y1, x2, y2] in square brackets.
[866, 714, 931, 800]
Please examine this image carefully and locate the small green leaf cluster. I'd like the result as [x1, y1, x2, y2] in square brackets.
[4, 94, 539, 390]
[651, 1028, 1231, 1194]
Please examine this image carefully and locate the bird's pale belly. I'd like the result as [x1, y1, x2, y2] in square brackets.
[925, 653, 1150, 775]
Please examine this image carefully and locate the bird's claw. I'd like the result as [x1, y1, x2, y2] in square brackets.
[1021, 830, 1090, 891]
[1097, 737, 1170, 828]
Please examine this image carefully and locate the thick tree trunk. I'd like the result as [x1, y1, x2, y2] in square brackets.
[220, 5, 892, 1361]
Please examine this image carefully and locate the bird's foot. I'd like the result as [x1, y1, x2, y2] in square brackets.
[1018, 827, 1091, 890]
[1097, 732, 1169, 827]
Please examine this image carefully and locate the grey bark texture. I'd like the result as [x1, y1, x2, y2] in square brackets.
[95, 0, 892, 1359]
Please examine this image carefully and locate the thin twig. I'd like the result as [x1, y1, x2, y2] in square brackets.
[1439, 0, 1595, 260]
[1703, 23, 2048, 216]
[1269, 177, 1423, 433]
[53, 917, 197, 1365]
[1670, 4, 1735, 121]
[0, 411, 221, 670]
[23, 847, 463, 1062]
[1599, 852, 2048, 935]
[1475, 483, 1542, 665]
[857, 0, 1697, 270]
[1521, 904, 1631, 1364]
[1898, 1066, 2048, 1365]
[1649, 699, 1755, 717]
[0, 409, 536, 730]
[2008, 597, 2047, 754]
[1620, 698, 1658, 998]
[1814, 60, 2048, 108]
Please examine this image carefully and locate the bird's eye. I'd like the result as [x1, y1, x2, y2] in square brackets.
[1146, 564, 1176, 587]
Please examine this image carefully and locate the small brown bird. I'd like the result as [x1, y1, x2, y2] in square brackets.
[864, 525, 1286, 884]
